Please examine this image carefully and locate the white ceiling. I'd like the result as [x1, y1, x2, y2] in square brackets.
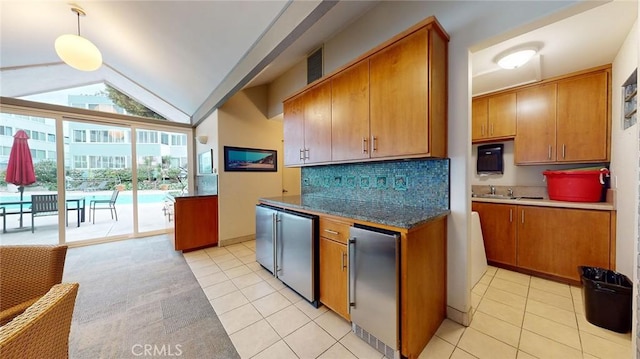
[472, 0, 637, 95]
[0, 1, 637, 124]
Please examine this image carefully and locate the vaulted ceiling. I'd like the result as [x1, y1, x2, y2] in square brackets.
[1, 1, 636, 126]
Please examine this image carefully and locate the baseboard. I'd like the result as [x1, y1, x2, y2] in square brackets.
[446, 305, 472, 326]
[219, 234, 255, 247]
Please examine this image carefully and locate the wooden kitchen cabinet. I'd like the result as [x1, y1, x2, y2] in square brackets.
[283, 17, 448, 166]
[319, 237, 350, 320]
[517, 206, 611, 282]
[369, 26, 448, 159]
[331, 60, 370, 162]
[471, 202, 516, 266]
[174, 195, 218, 251]
[556, 70, 609, 162]
[318, 217, 351, 320]
[514, 66, 611, 165]
[474, 201, 614, 283]
[515, 83, 557, 163]
[283, 81, 332, 166]
[471, 92, 516, 143]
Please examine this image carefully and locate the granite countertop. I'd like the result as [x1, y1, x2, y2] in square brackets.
[259, 195, 450, 229]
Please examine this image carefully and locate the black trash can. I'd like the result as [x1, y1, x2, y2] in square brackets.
[579, 266, 632, 333]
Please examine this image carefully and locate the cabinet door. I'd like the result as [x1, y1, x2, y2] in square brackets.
[487, 92, 516, 139]
[319, 237, 350, 320]
[471, 98, 488, 142]
[549, 208, 610, 281]
[516, 206, 556, 275]
[515, 84, 557, 164]
[370, 29, 428, 158]
[557, 71, 609, 162]
[517, 206, 611, 282]
[303, 82, 332, 164]
[472, 202, 516, 266]
[331, 60, 370, 161]
[283, 96, 305, 166]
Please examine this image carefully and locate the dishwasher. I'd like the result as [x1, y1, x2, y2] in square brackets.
[255, 204, 318, 306]
[349, 224, 400, 359]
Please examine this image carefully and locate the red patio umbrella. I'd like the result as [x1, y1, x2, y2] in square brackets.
[5, 130, 37, 227]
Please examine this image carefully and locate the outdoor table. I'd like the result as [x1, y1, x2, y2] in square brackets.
[0, 196, 86, 233]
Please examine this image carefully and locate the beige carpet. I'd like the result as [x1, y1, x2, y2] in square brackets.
[63, 235, 239, 359]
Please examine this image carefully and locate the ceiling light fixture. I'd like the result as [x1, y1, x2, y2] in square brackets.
[496, 48, 537, 70]
[55, 7, 102, 71]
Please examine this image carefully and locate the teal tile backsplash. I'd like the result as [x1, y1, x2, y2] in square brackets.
[301, 158, 449, 209]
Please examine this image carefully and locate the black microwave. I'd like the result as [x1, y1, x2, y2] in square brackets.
[477, 144, 504, 174]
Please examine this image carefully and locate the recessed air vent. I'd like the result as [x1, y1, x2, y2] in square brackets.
[307, 46, 323, 84]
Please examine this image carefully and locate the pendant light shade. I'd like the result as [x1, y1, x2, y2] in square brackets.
[55, 7, 102, 71]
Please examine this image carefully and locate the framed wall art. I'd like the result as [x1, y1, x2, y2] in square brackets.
[223, 146, 277, 172]
[198, 149, 213, 174]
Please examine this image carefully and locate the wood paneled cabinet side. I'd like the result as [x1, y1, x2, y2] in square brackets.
[331, 60, 370, 162]
[556, 70, 610, 162]
[174, 196, 218, 251]
[370, 28, 429, 158]
[283, 95, 305, 166]
[471, 202, 517, 266]
[318, 236, 350, 320]
[515, 83, 557, 164]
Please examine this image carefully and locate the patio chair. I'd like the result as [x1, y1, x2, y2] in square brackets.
[0, 245, 68, 326]
[30, 195, 79, 232]
[0, 283, 79, 359]
[73, 181, 89, 191]
[89, 189, 119, 224]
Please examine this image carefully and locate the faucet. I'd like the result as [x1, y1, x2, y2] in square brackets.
[507, 188, 513, 197]
[489, 185, 496, 195]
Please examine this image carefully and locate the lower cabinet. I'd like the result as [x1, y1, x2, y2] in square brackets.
[471, 202, 516, 266]
[319, 237, 350, 320]
[174, 195, 218, 251]
[473, 202, 613, 283]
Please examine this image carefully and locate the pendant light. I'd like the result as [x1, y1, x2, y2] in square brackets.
[55, 7, 102, 71]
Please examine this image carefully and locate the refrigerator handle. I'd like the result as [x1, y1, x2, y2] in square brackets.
[272, 213, 278, 278]
[348, 238, 356, 309]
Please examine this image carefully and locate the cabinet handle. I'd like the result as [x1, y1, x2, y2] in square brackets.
[362, 137, 368, 153]
[324, 229, 339, 235]
[272, 213, 278, 278]
[509, 209, 512, 223]
[521, 210, 525, 224]
[562, 144, 566, 159]
[490, 123, 494, 135]
[348, 238, 356, 309]
[304, 148, 310, 160]
[371, 136, 378, 152]
[299, 149, 304, 161]
[481, 124, 485, 136]
[548, 145, 552, 160]
[341, 251, 347, 271]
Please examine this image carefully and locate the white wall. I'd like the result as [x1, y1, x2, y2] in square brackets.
[610, 20, 638, 279]
[470, 141, 603, 187]
[265, 0, 589, 321]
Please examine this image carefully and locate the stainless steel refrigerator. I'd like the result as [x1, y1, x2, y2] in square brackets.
[349, 224, 400, 359]
[255, 204, 318, 305]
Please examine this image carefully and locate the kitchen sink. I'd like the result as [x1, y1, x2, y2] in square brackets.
[472, 193, 517, 199]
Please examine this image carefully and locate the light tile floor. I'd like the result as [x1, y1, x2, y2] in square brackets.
[184, 241, 632, 359]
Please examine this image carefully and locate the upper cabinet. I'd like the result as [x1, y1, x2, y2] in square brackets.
[331, 60, 370, 162]
[283, 81, 332, 166]
[283, 17, 449, 167]
[514, 67, 611, 164]
[471, 92, 516, 142]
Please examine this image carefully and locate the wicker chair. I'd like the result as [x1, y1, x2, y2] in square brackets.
[0, 245, 68, 326]
[0, 283, 79, 359]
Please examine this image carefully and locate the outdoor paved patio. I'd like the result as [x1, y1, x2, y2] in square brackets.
[0, 190, 174, 245]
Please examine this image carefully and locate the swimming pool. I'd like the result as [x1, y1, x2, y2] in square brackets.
[0, 192, 168, 210]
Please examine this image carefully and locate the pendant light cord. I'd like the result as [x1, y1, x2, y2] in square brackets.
[76, 10, 81, 36]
